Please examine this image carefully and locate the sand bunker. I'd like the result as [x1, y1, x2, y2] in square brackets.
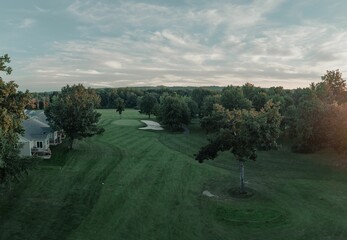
[139, 120, 164, 130]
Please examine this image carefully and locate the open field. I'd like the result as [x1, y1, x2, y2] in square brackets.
[1, 109, 347, 240]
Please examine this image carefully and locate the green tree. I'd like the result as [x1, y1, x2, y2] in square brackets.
[292, 90, 325, 153]
[0, 56, 30, 136]
[242, 82, 258, 100]
[158, 95, 190, 131]
[0, 54, 31, 183]
[184, 97, 199, 118]
[200, 104, 229, 134]
[251, 91, 269, 111]
[115, 97, 125, 119]
[139, 93, 158, 118]
[196, 101, 282, 194]
[125, 92, 138, 108]
[323, 103, 347, 154]
[221, 86, 252, 110]
[108, 89, 120, 108]
[191, 88, 213, 116]
[0, 54, 12, 75]
[321, 69, 346, 103]
[201, 94, 221, 117]
[0, 81, 30, 137]
[45, 84, 104, 149]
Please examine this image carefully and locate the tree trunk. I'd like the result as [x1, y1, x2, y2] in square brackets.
[69, 137, 74, 150]
[0, 168, 5, 183]
[239, 160, 246, 194]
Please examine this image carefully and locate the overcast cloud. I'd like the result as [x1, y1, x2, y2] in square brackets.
[1, 0, 347, 91]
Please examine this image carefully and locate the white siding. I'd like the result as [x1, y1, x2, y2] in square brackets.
[19, 141, 32, 157]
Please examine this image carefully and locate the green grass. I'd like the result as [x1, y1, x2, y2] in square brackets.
[1, 109, 347, 240]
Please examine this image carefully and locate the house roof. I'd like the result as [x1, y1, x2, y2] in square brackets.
[22, 118, 51, 141]
[25, 110, 49, 125]
[18, 135, 30, 142]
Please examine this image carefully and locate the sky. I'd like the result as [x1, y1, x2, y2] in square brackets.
[1, 0, 347, 91]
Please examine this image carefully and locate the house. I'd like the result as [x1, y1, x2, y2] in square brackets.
[18, 110, 64, 159]
[25, 110, 63, 145]
[19, 118, 52, 159]
[18, 135, 33, 157]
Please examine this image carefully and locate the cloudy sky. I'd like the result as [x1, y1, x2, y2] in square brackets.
[1, 0, 347, 91]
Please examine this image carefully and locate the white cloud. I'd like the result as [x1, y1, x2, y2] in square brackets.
[104, 61, 122, 69]
[56, 73, 71, 77]
[35, 6, 49, 13]
[89, 82, 113, 87]
[12, 0, 347, 90]
[75, 69, 102, 75]
[19, 18, 36, 28]
[36, 69, 55, 73]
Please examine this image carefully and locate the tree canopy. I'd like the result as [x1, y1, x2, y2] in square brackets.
[196, 101, 282, 193]
[157, 94, 190, 131]
[139, 93, 158, 118]
[321, 69, 346, 103]
[221, 86, 252, 110]
[115, 97, 125, 119]
[0, 54, 31, 183]
[45, 84, 104, 149]
[0, 54, 12, 76]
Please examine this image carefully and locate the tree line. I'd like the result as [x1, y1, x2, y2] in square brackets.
[28, 69, 347, 155]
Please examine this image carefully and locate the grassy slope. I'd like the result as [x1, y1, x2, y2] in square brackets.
[0, 109, 346, 240]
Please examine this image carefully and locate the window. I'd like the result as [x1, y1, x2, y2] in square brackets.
[36, 141, 43, 148]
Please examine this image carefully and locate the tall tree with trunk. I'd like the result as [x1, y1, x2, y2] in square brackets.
[115, 97, 125, 119]
[45, 84, 104, 149]
[157, 94, 190, 131]
[196, 101, 282, 194]
[139, 93, 157, 119]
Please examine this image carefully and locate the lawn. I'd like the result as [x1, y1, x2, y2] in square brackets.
[0, 109, 347, 240]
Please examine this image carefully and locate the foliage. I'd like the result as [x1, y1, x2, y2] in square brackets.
[139, 93, 158, 118]
[0, 54, 12, 76]
[221, 86, 252, 110]
[115, 97, 125, 118]
[196, 101, 282, 192]
[290, 71, 347, 153]
[0, 131, 38, 183]
[0, 131, 19, 182]
[200, 104, 229, 134]
[197, 100, 282, 161]
[323, 103, 347, 154]
[184, 97, 199, 118]
[191, 88, 213, 116]
[0, 54, 32, 183]
[45, 84, 104, 149]
[291, 90, 325, 153]
[94, 88, 144, 109]
[200, 94, 221, 117]
[125, 92, 138, 108]
[251, 91, 269, 111]
[157, 94, 190, 131]
[321, 69, 346, 103]
[0, 80, 30, 136]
